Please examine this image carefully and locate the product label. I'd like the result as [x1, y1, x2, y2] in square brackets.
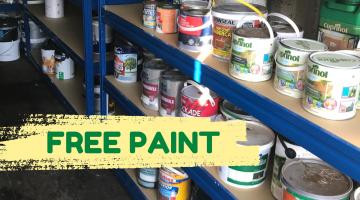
[180, 95, 219, 117]
[279, 50, 300, 62]
[143, 82, 159, 102]
[42, 50, 56, 75]
[178, 14, 212, 49]
[114, 53, 137, 83]
[212, 19, 235, 59]
[271, 155, 287, 199]
[320, 18, 360, 35]
[143, 4, 156, 28]
[160, 93, 176, 115]
[274, 67, 305, 97]
[156, 8, 178, 34]
[318, 27, 359, 51]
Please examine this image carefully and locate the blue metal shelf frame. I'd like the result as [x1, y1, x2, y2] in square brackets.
[21, 0, 95, 115]
[0, 3, 19, 12]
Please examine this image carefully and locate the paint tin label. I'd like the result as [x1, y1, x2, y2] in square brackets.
[274, 63, 305, 98]
[212, 17, 237, 60]
[143, 2, 157, 29]
[180, 93, 220, 118]
[160, 93, 176, 116]
[114, 51, 137, 83]
[229, 34, 275, 82]
[158, 168, 191, 200]
[156, 7, 179, 34]
[141, 81, 160, 110]
[41, 49, 56, 75]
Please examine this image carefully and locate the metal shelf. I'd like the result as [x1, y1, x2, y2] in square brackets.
[104, 75, 273, 200]
[102, 4, 360, 184]
[0, 3, 19, 12]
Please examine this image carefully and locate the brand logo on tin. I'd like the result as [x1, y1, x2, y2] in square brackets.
[233, 38, 252, 48]
[323, 23, 348, 34]
[309, 64, 328, 78]
[214, 17, 236, 25]
[280, 50, 300, 62]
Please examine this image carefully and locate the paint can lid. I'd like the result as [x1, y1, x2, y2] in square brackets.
[309, 51, 360, 69]
[237, 121, 274, 147]
[161, 69, 188, 81]
[144, 58, 168, 70]
[280, 38, 328, 52]
[157, 2, 180, 9]
[234, 27, 273, 39]
[182, 8, 211, 16]
[220, 100, 259, 122]
[270, 21, 303, 33]
[182, 84, 217, 100]
[281, 159, 353, 199]
[181, 0, 209, 10]
[212, 3, 267, 16]
[160, 167, 189, 182]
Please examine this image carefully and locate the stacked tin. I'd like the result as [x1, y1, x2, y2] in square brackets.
[273, 38, 328, 98]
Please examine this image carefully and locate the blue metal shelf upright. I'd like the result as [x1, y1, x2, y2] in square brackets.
[21, 0, 95, 115]
[97, 1, 360, 200]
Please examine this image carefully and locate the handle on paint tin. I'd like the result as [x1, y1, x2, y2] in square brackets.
[268, 13, 301, 38]
[185, 80, 216, 107]
[177, 16, 212, 32]
[278, 135, 296, 159]
[236, 15, 275, 39]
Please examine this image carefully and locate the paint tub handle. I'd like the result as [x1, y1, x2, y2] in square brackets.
[177, 15, 212, 32]
[268, 13, 301, 38]
[235, 15, 275, 39]
[185, 80, 216, 107]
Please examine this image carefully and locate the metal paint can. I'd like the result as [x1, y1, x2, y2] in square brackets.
[141, 58, 169, 111]
[281, 159, 353, 200]
[137, 168, 158, 189]
[177, 2, 212, 52]
[114, 44, 138, 83]
[156, 2, 179, 34]
[180, 80, 220, 119]
[273, 59, 306, 98]
[276, 38, 328, 67]
[303, 51, 360, 120]
[55, 53, 75, 80]
[159, 69, 188, 116]
[220, 100, 259, 122]
[143, 0, 157, 29]
[219, 121, 275, 188]
[229, 16, 276, 82]
[211, 3, 268, 61]
[271, 136, 319, 200]
[159, 167, 191, 200]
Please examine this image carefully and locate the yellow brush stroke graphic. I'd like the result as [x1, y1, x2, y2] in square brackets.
[0, 115, 259, 170]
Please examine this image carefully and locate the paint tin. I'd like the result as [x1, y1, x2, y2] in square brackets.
[45, 0, 64, 19]
[55, 53, 75, 80]
[137, 168, 158, 189]
[273, 59, 306, 98]
[180, 80, 220, 119]
[281, 159, 353, 200]
[41, 40, 56, 75]
[156, 2, 179, 34]
[141, 58, 169, 111]
[160, 69, 188, 116]
[211, 3, 267, 61]
[303, 51, 360, 120]
[351, 187, 360, 200]
[159, 167, 191, 200]
[277, 38, 328, 67]
[177, 1, 212, 52]
[219, 121, 275, 188]
[114, 43, 138, 83]
[143, 0, 157, 29]
[271, 136, 319, 200]
[229, 16, 276, 82]
[0, 17, 20, 62]
[220, 100, 259, 122]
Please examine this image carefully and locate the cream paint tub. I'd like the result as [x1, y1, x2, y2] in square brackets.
[55, 54, 75, 80]
[271, 136, 319, 200]
[229, 16, 276, 82]
[303, 51, 360, 120]
[273, 59, 305, 98]
[219, 121, 275, 188]
[277, 38, 328, 67]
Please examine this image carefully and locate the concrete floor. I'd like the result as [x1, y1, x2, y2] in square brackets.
[0, 57, 131, 200]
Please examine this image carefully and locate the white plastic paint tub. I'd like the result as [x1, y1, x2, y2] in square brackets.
[45, 0, 64, 18]
[55, 53, 75, 80]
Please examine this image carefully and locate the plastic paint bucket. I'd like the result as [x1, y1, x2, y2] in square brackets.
[219, 121, 275, 188]
[177, 1, 212, 52]
[220, 100, 259, 122]
[159, 69, 188, 116]
[143, 0, 157, 29]
[211, 3, 267, 61]
[55, 53, 75, 80]
[27, 20, 47, 48]
[229, 15, 276, 82]
[159, 167, 191, 200]
[141, 58, 169, 111]
[281, 159, 353, 200]
[0, 17, 20, 62]
[156, 2, 179, 34]
[273, 59, 306, 98]
[180, 80, 220, 119]
[137, 168, 158, 189]
[271, 136, 319, 200]
[303, 51, 360, 120]
[45, 0, 64, 19]
[114, 43, 138, 83]
[276, 38, 328, 67]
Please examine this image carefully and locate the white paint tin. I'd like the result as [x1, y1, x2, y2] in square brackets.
[303, 51, 360, 120]
[276, 38, 328, 67]
[41, 48, 56, 75]
[55, 53, 75, 80]
[273, 59, 306, 98]
[45, 0, 64, 19]
[114, 44, 138, 83]
[270, 136, 319, 200]
[137, 168, 158, 189]
[219, 121, 275, 188]
[229, 15, 276, 82]
[0, 39, 20, 62]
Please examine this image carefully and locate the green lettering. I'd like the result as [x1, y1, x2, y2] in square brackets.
[66, 131, 83, 153]
[130, 131, 147, 153]
[179, 131, 198, 153]
[199, 131, 220, 153]
[104, 132, 121, 153]
[171, 131, 177, 153]
[148, 132, 169, 154]
[47, 131, 64, 153]
[84, 131, 101, 153]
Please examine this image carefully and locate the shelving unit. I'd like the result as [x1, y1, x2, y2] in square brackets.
[0, 2, 19, 12]
[98, 2, 360, 200]
[22, 0, 95, 115]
